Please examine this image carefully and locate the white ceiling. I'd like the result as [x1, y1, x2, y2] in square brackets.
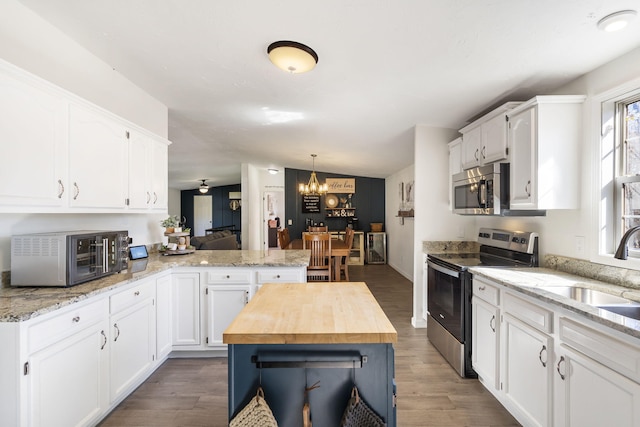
[17, 0, 640, 190]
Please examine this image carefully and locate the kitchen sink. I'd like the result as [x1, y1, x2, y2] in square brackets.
[539, 286, 640, 321]
[539, 286, 633, 306]
[597, 305, 640, 321]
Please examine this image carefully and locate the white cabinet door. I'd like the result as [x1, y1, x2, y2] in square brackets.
[128, 132, 168, 211]
[68, 103, 128, 209]
[508, 106, 536, 208]
[127, 131, 152, 210]
[172, 273, 201, 346]
[206, 285, 249, 346]
[502, 313, 552, 427]
[150, 140, 168, 211]
[28, 321, 108, 427]
[482, 113, 509, 164]
[109, 297, 155, 402]
[0, 69, 67, 208]
[461, 126, 482, 169]
[555, 345, 640, 427]
[472, 297, 499, 390]
[156, 274, 173, 360]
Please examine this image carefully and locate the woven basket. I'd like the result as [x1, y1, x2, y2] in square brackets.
[230, 387, 278, 427]
[340, 386, 386, 427]
[370, 223, 383, 232]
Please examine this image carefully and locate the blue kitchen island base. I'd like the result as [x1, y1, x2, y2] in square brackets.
[228, 343, 396, 426]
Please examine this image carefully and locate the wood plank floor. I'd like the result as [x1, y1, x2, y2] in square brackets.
[99, 264, 520, 427]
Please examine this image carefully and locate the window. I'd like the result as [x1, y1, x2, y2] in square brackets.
[615, 96, 640, 255]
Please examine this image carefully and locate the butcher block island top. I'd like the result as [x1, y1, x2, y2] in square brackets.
[223, 282, 397, 345]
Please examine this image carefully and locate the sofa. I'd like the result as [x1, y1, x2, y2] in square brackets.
[190, 230, 238, 250]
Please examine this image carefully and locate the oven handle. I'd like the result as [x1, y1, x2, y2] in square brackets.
[427, 260, 460, 278]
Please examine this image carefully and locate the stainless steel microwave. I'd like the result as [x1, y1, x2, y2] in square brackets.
[452, 163, 507, 215]
[452, 163, 545, 216]
[11, 230, 129, 287]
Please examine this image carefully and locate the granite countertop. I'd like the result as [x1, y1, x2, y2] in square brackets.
[470, 266, 640, 340]
[0, 249, 310, 323]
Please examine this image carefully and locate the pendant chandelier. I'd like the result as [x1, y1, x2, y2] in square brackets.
[299, 154, 328, 196]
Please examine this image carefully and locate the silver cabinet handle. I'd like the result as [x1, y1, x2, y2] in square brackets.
[474, 148, 479, 161]
[489, 315, 495, 332]
[481, 146, 486, 159]
[539, 345, 547, 367]
[57, 179, 64, 198]
[153, 192, 158, 204]
[72, 316, 80, 323]
[101, 330, 107, 350]
[556, 355, 565, 380]
[113, 323, 120, 342]
[525, 180, 531, 197]
[73, 182, 80, 200]
[134, 291, 140, 296]
[244, 290, 249, 305]
[478, 285, 486, 291]
[146, 191, 151, 204]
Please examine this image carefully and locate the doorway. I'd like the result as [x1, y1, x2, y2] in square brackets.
[194, 195, 212, 236]
[263, 190, 284, 250]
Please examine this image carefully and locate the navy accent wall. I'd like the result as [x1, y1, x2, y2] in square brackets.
[180, 183, 241, 237]
[284, 168, 385, 240]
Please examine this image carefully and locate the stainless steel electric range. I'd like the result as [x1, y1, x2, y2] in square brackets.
[426, 228, 539, 377]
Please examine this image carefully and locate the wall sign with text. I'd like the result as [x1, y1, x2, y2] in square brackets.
[326, 178, 355, 193]
[301, 195, 321, 213]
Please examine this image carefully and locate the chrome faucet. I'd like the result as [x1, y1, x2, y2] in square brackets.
[614, 225, 640, 260]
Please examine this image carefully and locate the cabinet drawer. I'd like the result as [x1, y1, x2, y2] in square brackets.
[503, 292, 553, 333]
[256, 268, 304, 284]
[206, 269, 252, 284]
[110, 279, 155, 314]
[473, 278, 499, 305]
[28, 298, 107, 354]
[559, 317, 640, 383]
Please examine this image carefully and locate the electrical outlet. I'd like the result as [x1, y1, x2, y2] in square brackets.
[288, 219, 292, 225]
[575, 236, 585, 257]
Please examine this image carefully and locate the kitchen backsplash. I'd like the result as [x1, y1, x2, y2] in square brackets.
[422, 240, 480, 254]
[544, 254, 640, 290]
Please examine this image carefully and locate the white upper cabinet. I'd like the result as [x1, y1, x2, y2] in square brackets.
[0, 58, 170, 213]
[68, 103, 129, 209]
[460, 102, 521, 169]
[0, 65, 67, 208]
[508, 96, 585, 210]
[128, 131, 169, 211]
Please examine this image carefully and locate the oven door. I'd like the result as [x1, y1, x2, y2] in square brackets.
[427, 260, 465, 342]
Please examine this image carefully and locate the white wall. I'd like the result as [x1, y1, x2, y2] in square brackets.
[385, 165, 415, 280]
[241, 164, 285, 250]
[412, 125, 466, 327]
[0, 1, 170, 272]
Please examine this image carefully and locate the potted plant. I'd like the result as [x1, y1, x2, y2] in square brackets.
[160, 215, 179, 233]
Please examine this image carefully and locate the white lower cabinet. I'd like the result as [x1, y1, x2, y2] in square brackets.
[108, 280, 156, 403]
[27, 300, 109, 427]
[471, 275, 640, 427]
[206, 285, 249, 346]
[171, 272, 201, 347]
[555, 345, 640, 427]
[471, 296, 499, 390]
[501, 313, 552, 427]
[155, 274, 173, 360]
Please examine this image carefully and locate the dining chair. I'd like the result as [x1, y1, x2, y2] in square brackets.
[303, 232, 332, 281]
[278, 228, 291, 249]
[338, 228, 355, 281]
[308, 226, 328, 233]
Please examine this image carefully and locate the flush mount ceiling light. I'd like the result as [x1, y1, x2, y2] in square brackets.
[267, 40, 318, 73]
[268, 168, 279, 175]
[299, 154, 328, 196]
[597, 10, 637, 32]
[198, 179, 209, 194]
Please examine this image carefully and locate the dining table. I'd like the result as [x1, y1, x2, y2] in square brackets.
[287, 236, 351, 281]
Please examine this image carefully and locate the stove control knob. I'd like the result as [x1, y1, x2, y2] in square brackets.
[520, 238, 527, 244]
